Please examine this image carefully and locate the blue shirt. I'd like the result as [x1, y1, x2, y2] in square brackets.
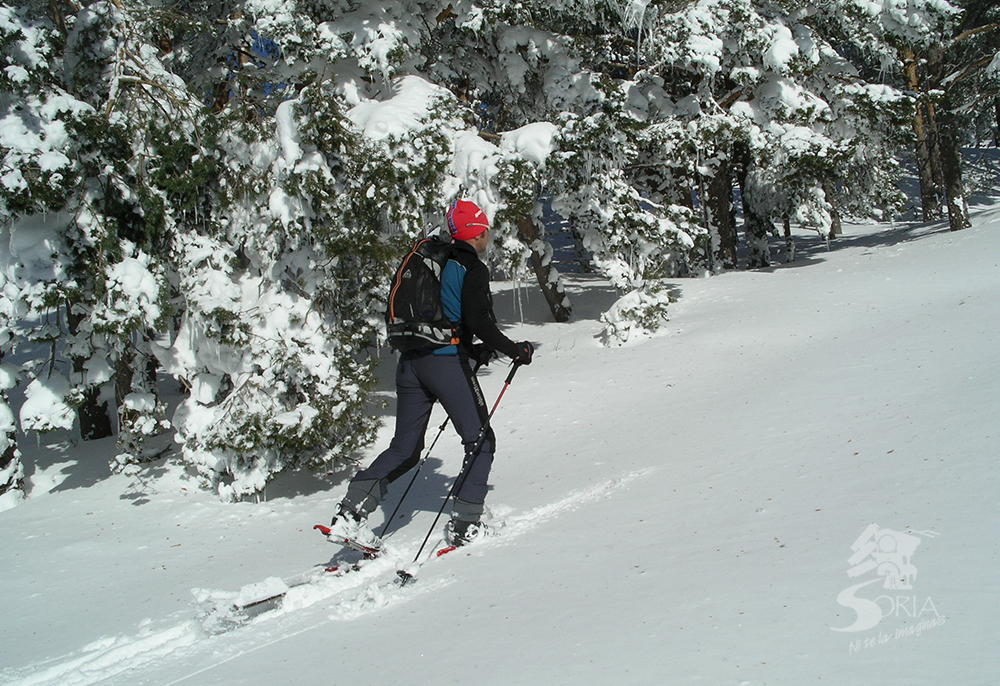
[433, 258, 466, 355]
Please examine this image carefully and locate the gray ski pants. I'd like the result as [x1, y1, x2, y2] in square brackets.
[342, 351, 494, 522]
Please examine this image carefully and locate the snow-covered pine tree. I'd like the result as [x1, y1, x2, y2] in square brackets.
[151, 2, 464, 499]
[2, 2, 219, 478]
[0, 275, 22, 509]
[645, 2, 821, 266]
[414, 2, 582, 322]
[1, 5, 86, 455]
[816, 0, 963, 224]
[0, 5, 38, 508]
[922, 1, 999, 230]
[947, 0, 999, 173]
[5, 0, 984, 503]
[545, 96, 702, 344]
[436, 1, 702, 342]
[52, 1, 209, 470]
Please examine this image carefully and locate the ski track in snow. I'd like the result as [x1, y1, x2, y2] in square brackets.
[1, 469, 652, 686]
[500, 467, 655, 535]
[2, 623, 201, 686]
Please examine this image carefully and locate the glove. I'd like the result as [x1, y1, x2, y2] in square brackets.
[514, 341, 534, 365]
[470, 343, 497, 368]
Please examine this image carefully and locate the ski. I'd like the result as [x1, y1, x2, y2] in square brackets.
[199, 518, 498, 634]
[212, 525, 388, 625]
[233, 564, 346, 618]
[196, 560, 352, 633]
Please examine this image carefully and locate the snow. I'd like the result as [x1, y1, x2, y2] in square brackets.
[500, 122, 559, 168]
[763, 24, 799, 73]
[273, 100, 302, 166]
[18, 373, 75, 434]
[102, 256, 162, 326]
[2, 213, 72, 284]
[1, 206, 998, 684]
[346, 75, 451, 140]
[688, 34, 724, 73]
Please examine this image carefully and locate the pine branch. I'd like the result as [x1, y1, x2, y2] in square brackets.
[942, 54, 998, 89]
[951, 22, 1000, 46]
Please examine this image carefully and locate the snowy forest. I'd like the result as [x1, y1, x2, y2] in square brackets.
[1, 0, 997, 504]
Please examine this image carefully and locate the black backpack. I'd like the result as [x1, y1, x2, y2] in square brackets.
[385, 235, 458, 352]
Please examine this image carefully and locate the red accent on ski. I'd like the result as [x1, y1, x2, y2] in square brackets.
[325, 566, 339, 573]
[316, 523, 381, 558]
[436, 545, 457, 557]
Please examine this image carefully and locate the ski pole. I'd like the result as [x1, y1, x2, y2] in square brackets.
[407, 361, 521, 568]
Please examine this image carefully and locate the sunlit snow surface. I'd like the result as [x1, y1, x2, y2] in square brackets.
[1, 207, 998, 685]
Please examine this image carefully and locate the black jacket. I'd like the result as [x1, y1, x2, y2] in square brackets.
[449, 241, 519, 360]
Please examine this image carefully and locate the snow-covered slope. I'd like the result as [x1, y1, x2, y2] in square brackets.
[1, 207, 998, 685]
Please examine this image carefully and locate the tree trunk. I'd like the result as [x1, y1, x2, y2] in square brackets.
[517, 214, 572, 322]
[112, 341, 164, 471]
[915, 102, 941, 220]
[902, 47, 941, 221]
[0, 429, 21, 497]
[0, 353, 23, 498]
[925, 100, 946, 206]
[571, 232, 591, 272]
[824, 183, 842, 239]
[697, 168, 715, 272]
[927, 43, 971, 232]
[708, 158, 737, 269]
[114, 344, 136, 435]
[783, 214, 794, 263]
[66, 300, 113, 440]
[47, 0, 67, 36]
[677, 176, 694, 211]
[734, 142, 770, 269]
[79, 386, 113, 440]
[937, 104, 971, 231]
[994, 97, 999, 147]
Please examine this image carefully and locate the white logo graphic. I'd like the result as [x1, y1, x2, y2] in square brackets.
[848, 523, 921, 589]
[832, 524, 941, 634]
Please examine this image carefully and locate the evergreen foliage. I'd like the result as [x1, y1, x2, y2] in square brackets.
[0, 0, 989, 501]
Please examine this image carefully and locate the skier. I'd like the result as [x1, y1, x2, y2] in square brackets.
[328, 198, 534, 549]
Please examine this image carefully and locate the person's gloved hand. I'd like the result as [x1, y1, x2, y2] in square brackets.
[470, 343, 497, 368]
[514, 341, 534, 365]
